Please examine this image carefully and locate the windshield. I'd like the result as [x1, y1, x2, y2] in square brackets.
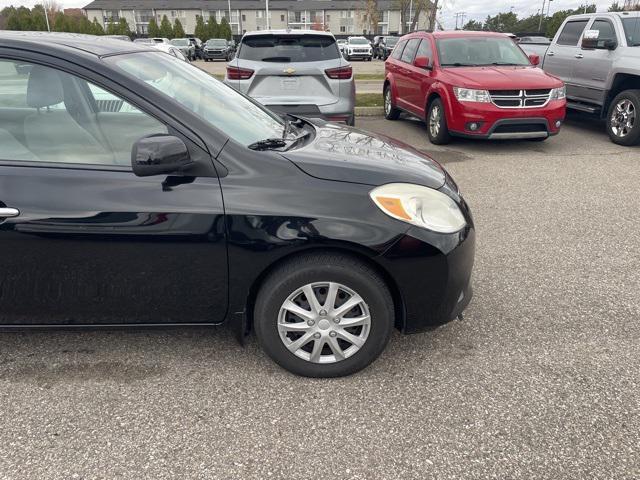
[385, 37, 399, 46]
[622, 17, 640, 46]
[437, 36, 530, 67]
[134, 38, 154, 44]
[104, 52, 284, 146]
[349, 38, 369, 45]
[171, 39, 189, 46]
[206, 39, 227, 47]
[520, 36, 550, 44]
[238, 34, 340, 62]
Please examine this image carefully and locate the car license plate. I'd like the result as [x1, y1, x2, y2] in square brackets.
[281, 78, 299, 91]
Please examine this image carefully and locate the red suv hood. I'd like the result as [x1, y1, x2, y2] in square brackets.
[441, 66, 562, 90]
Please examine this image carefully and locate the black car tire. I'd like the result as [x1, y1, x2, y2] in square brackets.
[426, 98, 452, 145]
[384, 85, 400, 120]
[346, 55, 351, 61]
[254, 253, 394, 378]
[606, 89, 640, 146]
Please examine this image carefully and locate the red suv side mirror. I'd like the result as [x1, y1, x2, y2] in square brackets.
[528, 54, 540, 66]
[414, 56, 431, 69]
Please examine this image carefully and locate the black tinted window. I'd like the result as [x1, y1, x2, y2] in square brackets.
[390, 40, 406, 59]
[622, 18, 640, 46]
[557, 20, 588, 45]
[593, 19, 616, 47]
[238, 35, 340, 62]
[400, 39, 420, 63]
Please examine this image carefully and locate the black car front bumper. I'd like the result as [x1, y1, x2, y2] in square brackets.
[376, 194, 475, 334]
[203, 50, 229, 60]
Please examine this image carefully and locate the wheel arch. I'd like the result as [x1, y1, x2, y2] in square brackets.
[243, 246, 405, 335]
[602, 73, 640, 118]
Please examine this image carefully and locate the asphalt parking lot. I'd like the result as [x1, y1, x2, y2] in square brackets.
[1, 113, 638, 479]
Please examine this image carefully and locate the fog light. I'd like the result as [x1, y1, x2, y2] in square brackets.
[469, 123, 479, 131]
[555, 120, 562, 128]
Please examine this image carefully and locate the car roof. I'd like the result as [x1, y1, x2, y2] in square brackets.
[243, 29, 334, 37]
[0, 31, 154, 56]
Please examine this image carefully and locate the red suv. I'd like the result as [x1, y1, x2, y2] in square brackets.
[384, 31, 567, 144]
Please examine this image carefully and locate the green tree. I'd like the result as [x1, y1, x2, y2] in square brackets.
[117, 17, 131, 36]
[206, 16, 219, 40]
[608, 1, 624, 11]
[173, 18, 185, 38]
[148, 17, 160, 37]
[194, 15, 207, 40]
[545, 4, 595, 37]
[159, 14, 174, 38]
[219, 17, 232, 40]
[91, 17, 105, 35]
[30, 5, 49, 31]
[484, 12, 518, 33]
[462, 19, 483, 31]
[53, 12, 69, 32]
[514, 14, 543, 33]
[76, 16, 93, 34]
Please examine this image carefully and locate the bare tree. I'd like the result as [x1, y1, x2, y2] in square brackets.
[361, 0, 380, 34]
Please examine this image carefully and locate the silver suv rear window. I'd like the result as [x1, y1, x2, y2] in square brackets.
[238, 34, 340, 62]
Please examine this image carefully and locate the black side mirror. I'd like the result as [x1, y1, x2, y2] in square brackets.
[132, 135, 193, 177]
[604, 39, 618, 50]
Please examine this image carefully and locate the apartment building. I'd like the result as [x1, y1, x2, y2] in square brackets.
[83, 0, 431, 37]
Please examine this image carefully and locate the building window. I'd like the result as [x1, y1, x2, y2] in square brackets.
[242, 14, 246, 21]
[340, 25, 346, 32]
[103, 9, 119, 23]
[280, 14, 285, 21]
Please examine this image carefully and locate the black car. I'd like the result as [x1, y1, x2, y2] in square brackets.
[0, 32, 475, 377]
[203, 38, 232, 61]
[374, 36, 399, 60]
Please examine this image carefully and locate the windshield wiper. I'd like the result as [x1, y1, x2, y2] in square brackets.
[441, 62, 476, 67]
[248, 138, 287, 151]
[261, 56, 291, 62]
[486, 62, 521, 66]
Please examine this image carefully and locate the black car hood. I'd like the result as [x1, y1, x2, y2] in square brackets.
[282, 123, 446, 188]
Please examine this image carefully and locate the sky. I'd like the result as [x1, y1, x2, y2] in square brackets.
[0, 0, 621, 30]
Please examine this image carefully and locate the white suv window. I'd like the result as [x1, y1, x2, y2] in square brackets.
[0, 59, 168, 166]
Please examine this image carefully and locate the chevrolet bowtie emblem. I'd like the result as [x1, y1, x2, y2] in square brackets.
[284, 67, 296, 75]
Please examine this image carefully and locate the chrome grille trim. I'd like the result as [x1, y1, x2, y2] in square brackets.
[489, 89, 551, 109]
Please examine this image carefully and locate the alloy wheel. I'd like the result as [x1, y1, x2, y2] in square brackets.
[429, 105, 441, 138]
[610, 99, 636, 138]
[277, 282, 371, 364]
[384, 89, 392, 115]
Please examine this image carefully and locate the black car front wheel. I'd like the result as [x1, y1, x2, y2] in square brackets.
[607, 90, 640, 146]
[254, 253, 394, 377]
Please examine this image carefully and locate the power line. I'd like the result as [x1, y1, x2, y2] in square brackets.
[454, 11, 466, 29]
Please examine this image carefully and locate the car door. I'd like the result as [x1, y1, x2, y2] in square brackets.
[544, 18, 590, 98]
[0, 58, 227, 326]
[404, 38, 435, 116]
[395, 38, 421, 112]
[571, 17, 619, 105]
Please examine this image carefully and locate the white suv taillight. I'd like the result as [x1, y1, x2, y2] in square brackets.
[325, 66, 352, 80]
[226, 66, 254, 80]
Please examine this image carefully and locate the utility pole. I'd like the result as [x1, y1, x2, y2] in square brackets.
[454, 12, 466, 30]
[265, 0, 270, 29]
[409, 0, 413, 32]
[538, 0, 546, 32]
[44, 5, 51, 31]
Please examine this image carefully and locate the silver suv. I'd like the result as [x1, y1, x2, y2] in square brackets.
[224, 30, 355, 126]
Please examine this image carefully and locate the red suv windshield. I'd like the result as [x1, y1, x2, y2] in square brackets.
[437, 36, 530, 67]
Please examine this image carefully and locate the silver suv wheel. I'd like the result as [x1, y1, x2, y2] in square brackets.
[429, 104, 441, 138]
[610, 99, 636, 138]
[277, 282, 371, 364]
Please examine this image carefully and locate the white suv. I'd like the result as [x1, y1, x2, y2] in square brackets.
[345, 37, 372, 61]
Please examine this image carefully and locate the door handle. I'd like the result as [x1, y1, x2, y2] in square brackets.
[575, 53, 583, 59]
[0, 207, 20, 218]
[547, 51, 555, 56]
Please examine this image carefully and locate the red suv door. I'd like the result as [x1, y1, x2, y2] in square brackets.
[403, 38, 436, 116]
[395, 38, 421, 112]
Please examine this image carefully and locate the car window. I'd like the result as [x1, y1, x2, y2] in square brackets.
[621, 17, 640, 46]
[400, 39, 420, 63]
[105, 51, 285, 146]
[556, 20, 589, 46]
[592, 19, 616, 47]
[238, 34, 340, 62]
[0, 59, 168, 166]
[415, 39, 433, 63]
[390, 40, 407, 59]
[437, 36, 529, 66]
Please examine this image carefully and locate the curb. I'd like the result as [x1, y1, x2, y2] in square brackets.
[355, 106, 385, 116]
